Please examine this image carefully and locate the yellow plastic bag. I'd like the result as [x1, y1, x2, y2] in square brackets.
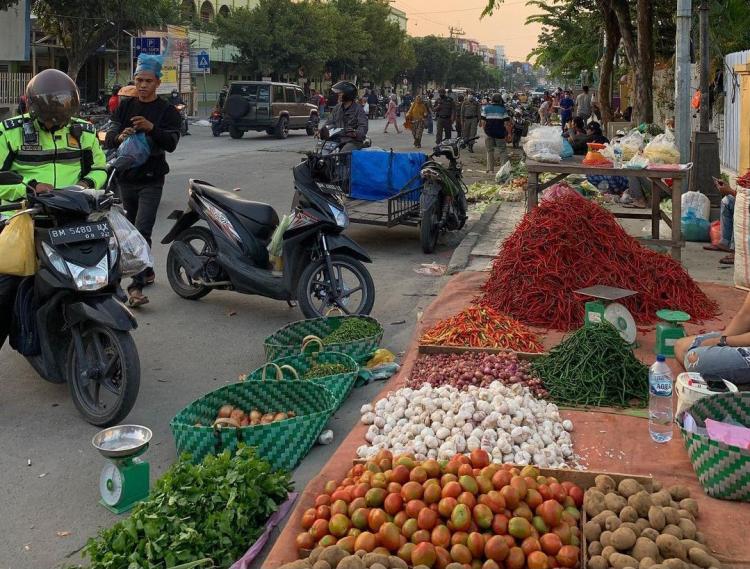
[0, 213, 37, 276]
[366, 348, 395, 368]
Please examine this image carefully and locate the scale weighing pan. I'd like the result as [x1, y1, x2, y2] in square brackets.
[92, 425, 152, 459]
[575, 285, 638, 301]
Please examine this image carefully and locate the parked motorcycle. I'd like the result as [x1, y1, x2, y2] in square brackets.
[0, 170, 140, 427]
[418, 136, 477, 254]
[161, 152, 376, 318]
[511, 112, 527, 149]
[175, 103, 189, 136]
[209, 108, 225, 137]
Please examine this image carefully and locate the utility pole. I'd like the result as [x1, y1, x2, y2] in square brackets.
[674, 0, 691, 163]
[689, 0, 721, 210]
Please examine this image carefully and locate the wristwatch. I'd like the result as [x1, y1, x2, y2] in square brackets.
[718, 335, 728, 347]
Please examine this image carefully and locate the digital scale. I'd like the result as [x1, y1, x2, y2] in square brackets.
[576, 285, 638, 345]
[92, 425, 152, 514]
[655, 309, 690, 357]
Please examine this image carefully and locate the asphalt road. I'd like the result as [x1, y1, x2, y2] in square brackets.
[0, 120, 472, 569]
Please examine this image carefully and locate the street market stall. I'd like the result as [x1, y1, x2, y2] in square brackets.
[525, 157, 691, 260]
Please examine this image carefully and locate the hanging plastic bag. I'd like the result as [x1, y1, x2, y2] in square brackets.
[682, 190, 711, 221]
[106, 206, 153, 276]
[710, 220, 721, 246]
[113, 132, 151, 171]
[495, 160, 512, 183]
[267, 214, 292, 258]
[0, 213, 36, 276]
[560, 138, 574, 159]
[644, 129, 681, 164]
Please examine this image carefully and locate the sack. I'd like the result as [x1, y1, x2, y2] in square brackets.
[10, 277, 40, 356]
[682, 190, 711, 222]
[710, 220, 721, 246]
[495, 161, 512, 184]
[644, 129, 681, 164]
[114, 132, 151, 171]
[350, 150, 426, 201]
[0, 213, 37, 276]
[106, 206, 153, 277]
[735, 187, 750, 289]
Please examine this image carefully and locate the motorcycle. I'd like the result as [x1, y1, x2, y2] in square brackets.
[316, 127, 371, 156]
[418, 136, 477, 254]
[175, 103, 189, 136]
[161, 152, 376, 318]
[0, 170, 140, 427]
[511, 114, 527, 149]
[209, 108, 225, 137]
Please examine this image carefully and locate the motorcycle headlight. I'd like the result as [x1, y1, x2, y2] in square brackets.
[108, 235, 119, 267]
[42, 241, 69, 276]
[328, 203, 349, 228]
[66, 255, 109, 291]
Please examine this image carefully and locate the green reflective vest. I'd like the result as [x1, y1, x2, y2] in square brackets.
[0, 115, 108, 204]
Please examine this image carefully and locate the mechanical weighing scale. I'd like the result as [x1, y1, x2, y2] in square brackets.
[576, 285, 638, 345]
[655, 309, 691, 357]
[92, 425, 152, 514]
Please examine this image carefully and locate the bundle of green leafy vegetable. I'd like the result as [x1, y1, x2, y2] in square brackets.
[83, 446, 292, 568]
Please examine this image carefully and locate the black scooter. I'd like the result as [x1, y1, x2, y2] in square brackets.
[162, 153, 375, 318]
[0, 171, 140, 427]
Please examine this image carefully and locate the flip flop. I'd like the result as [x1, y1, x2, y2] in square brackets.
[127, 288, 150, 307]
[719, 254, 735, 265]
[704, 244, 732, 252]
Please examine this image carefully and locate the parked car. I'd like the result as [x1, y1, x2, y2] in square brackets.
[222, 81, 319, 140]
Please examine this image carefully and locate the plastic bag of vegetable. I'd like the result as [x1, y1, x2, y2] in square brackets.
[267, 213, 292, 258]
[644, 129, 681, 164]
[523, 126, 564, 161]
[602, 129, 644, 162]
[495, 160, 512, 183]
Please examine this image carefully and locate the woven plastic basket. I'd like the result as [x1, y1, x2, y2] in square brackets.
[251, 339, 357, 410]
[170, 370, 335, 470]
[679, 391, 750, 502]
[264, 314, 383, 362]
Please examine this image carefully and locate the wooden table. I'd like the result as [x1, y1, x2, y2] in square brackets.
[526, 157, 691, 260]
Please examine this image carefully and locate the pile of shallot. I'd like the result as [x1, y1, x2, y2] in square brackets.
[358, 381, 573, 468]
[407, 352, 548, 398]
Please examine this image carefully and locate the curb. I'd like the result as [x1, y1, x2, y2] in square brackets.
[447, 202, 502, 275]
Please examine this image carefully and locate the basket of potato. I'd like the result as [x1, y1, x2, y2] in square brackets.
[583, 475, 721, 569]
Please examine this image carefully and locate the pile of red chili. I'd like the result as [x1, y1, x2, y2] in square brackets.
[479, 193, 719, 330]
[420, 305, 544, 352]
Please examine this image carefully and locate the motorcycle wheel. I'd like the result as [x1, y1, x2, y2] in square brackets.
[166, 226, 215, 300]
[212, 126, 221, 137]
[420, 193, 441, 254]
[67, 324, 140, 427]
[297, 254, 375, 318]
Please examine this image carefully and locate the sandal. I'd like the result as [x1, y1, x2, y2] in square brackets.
[704, 243, 732, 252]
[127, 288, 150, 307]
[719, 254, 735, 265]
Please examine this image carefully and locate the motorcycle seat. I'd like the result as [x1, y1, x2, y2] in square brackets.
[190, 180, 279, 228]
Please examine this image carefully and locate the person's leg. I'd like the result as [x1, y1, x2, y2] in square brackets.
[119, 181, 140, 228]
[496, 139, 508, 168]
[128, 181, 163, 300]
[486, 136, 496, 172]
[684, 336, 750, 384]
[720, 194, 735, 249]
[426, 114, 433, 134]
[436, 119, 444, 144]
[0, 274, 21, 349]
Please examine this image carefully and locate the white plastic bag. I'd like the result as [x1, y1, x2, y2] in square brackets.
[681, 190, 710, 221]
[495, 161, 512, 183]
[625, 152, 649, 169]
[106, 206, 153, 277]
[644, 129, 681, 164]
[523, 126, 564, 161]
[602, 129, 644, 162]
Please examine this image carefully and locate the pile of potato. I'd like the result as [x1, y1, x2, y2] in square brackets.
[583, 476, 720, 569]
[278, 545, 411, 569]
[201, 405, 296, 428]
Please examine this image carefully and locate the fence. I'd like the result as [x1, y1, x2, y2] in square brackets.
[0, 72, 31, 106]
[720, 50, 750, 173]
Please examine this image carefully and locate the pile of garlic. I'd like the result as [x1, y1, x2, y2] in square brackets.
[357, 382, 574, 467]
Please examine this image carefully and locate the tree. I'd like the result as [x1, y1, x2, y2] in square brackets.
[0, 0, 179, 80]
[596, 0, 621, 124]
[407, 36, 454, 89]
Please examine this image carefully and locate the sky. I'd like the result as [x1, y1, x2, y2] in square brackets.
[392, 0, 542, 62]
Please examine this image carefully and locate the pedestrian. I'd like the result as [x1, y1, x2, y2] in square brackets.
[425, 90, 434, 134]
[367, 89, 378, 119]
[455, 94, 465, 138]
[384, 94, 400, 134]
[538, 95, 551, 125]
[433, 89, 455, 144]
[105, 53, 182, 308]
[574, 85, 593, 123]
[480, 93, 511, 174]
[460, 93, 481, 152]
[406, 95, 427, 149]
[361, 95, 370, 118]
[558, 90, 575, 132]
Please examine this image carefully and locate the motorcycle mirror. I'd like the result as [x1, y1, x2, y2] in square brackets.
[0, 171, 23, 185]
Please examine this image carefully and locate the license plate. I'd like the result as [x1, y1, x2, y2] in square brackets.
[48, 221, 111, 245]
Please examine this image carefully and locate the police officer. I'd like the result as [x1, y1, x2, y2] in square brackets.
[0, 69, 108, 348]
[455, 94, 465, 138]
[434, 89, 455, 144]
[460, 93, 481, 152]
[323, 81, 368, 151]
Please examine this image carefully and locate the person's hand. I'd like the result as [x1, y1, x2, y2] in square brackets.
[714, 178, 733, 196]
[117, 127, 135, 143]
[131, 115, 154, 132]
[34, 183, 53, 194]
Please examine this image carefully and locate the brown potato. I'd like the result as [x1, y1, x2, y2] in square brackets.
[632, 537, 660, 561]
[640, 559, 657, 569]
[589, 556, 608, 569]
[601, 530, 614, 547]
[679, 499, 699, 518]
[610, 553, 640, 569]
[663, 524, 684, 539]
[678, 509, 695, 522]
[695, 531, 706, 545]
[650, 490, 673, 507]
[618, 479, 644, 498]
[370, 563, 387, 569]
[635, 518, 652, 533]
[611, 526, 638, 551]
[652, 480, 663, 491]
[589, 541, 604, 557]
[389, 557, 408, 569]
[668, 485, 690, 501]
[641, 528, 660, 542]
[602, 545, 617, 561]
[309, 547, 324, 565]
[584, 520, 603, 543]
[337, 558, 365, 569]
[620, 506, 639, 523]
[680, 540, 708, 554]
[218, 404, 234, 418]
[596, 474, 617, 493]
[648, 506, 666, 531]
[656, 534, 687, 561]
[313, 561, 333, 569]
[355, 551, 367, 558]
[606, 493, 628, 514]
[280, 561, 313, 569]
[593, 510, 618, 528]
[663, 560, 687, 569]
[362, 553, 390, 568]
[606, 515, 623, 532]
[628, 491, 653, 517]
[586, 489, 608, 517]
[678, 519, 697, 540]
[622, 522, 641, 537]
[663, 507, 681, 526]
[688, 547, 721, 569]
[320, 546, 349, 569]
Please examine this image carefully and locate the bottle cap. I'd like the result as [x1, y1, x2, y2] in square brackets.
[656, 354, 666, 362]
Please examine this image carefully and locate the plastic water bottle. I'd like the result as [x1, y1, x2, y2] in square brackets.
[649, 355, 674, 443]
[613, 140, 624, 168]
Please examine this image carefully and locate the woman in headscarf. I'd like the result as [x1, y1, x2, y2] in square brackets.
[406, 95, 428, 148]
[384, 94, 400, 134]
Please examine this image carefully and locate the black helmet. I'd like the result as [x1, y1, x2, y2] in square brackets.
[491, 93, 503, 104]
[26, 69, 80, 127]
[332, 80, 357, 102]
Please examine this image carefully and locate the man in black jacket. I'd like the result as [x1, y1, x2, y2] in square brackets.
[105, 54, 181, 307]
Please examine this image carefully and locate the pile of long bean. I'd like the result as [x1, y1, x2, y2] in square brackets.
[532, 323, 649, 407]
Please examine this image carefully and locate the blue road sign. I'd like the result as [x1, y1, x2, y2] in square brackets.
[134, 37, 161, 57]
[197, 50, 210, 70]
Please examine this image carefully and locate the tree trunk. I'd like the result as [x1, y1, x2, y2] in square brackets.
[636, 0, 654, 123]
[597, 0, 621, 126]
[66, 54, 84, 82]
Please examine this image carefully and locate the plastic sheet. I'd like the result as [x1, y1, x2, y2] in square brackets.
[349, 150, 425, 201]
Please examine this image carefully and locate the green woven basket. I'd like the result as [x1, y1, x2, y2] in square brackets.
[264, 315, 383, 362]
[679, 391, 750, 502]
[250, 340, 357, 410]
[170, 373, 335, 470]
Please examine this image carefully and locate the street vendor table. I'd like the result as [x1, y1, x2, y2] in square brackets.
[526, 157, 690, 261]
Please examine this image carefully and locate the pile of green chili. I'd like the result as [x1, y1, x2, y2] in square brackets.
[303, 362, 351, 379]
[322, 318, 380, 345]
[532, 323, 649, 407]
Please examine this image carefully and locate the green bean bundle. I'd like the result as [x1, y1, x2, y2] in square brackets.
[532, 323, 649, 407]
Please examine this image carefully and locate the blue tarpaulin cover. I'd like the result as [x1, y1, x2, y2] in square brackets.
[349, 149, 426, 201]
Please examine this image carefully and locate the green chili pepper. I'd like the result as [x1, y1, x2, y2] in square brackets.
[303, 363, 351, 379]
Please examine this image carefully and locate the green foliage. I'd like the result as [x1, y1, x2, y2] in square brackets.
[407, 36, 500, 90]
[82, 446, 293, 569]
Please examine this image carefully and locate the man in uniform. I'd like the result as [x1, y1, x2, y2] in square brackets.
[433, 89, 455, 144]
[454, 94, 465, 138]
[460, 93, 481, 152]
[323, 81, 368, 152]
[0, 69, 108, 348]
